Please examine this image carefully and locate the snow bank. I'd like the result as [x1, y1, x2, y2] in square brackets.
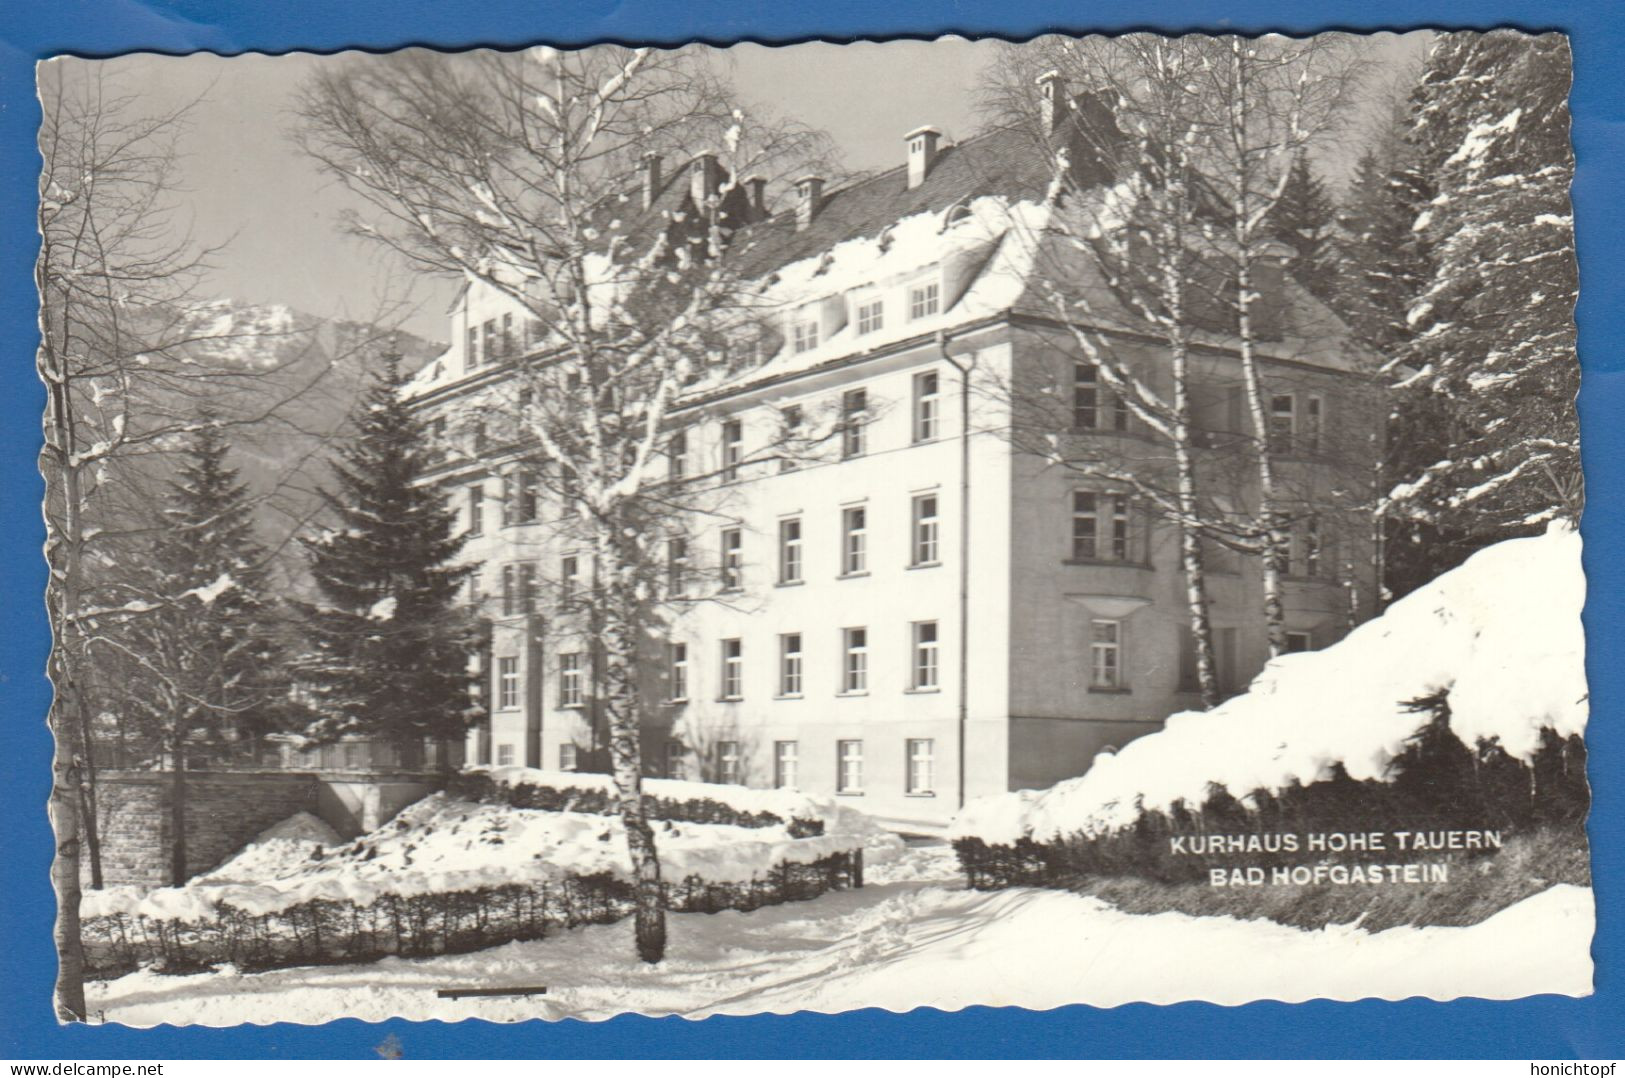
[475, 765, 837, 824]
[954, 525, 1588, 845]
[196, 812, 343, 886]
[87, 793, 865, 923]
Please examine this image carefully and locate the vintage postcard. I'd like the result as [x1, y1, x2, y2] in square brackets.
[37, 29, 1588, 1026]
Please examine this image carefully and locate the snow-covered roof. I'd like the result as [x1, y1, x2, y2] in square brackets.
[406, 123, 1370, 405]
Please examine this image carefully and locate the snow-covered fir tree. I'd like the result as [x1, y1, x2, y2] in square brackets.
[297, 354, 482, 756]
[1392, 32, 1579, 541]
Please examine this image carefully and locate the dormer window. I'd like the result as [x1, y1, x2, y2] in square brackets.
[856, 299, 884, 336]
[792, 317, 819, 354]
[909, 281, 940, 321]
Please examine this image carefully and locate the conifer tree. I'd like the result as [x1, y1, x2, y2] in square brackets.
[297, 354, 481, 757]
[1335, 131, 1452, 603]
[1391, 32, 1579, 548]
[1271, 152, 1340, 303]
[119, 422, 298, 882]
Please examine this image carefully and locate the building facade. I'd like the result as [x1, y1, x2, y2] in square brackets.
[408, 100, 1382, 832]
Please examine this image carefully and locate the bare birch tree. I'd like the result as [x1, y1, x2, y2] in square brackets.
[981, 37, 1253, 708]
[38, 60, 367, 1012]
[294, 45, 831, 962]
[1191, 34, 1365, 656]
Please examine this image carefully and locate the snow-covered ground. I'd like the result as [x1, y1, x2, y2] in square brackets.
[86, 791, 881, 924]
[88, 844, 1592, 1026]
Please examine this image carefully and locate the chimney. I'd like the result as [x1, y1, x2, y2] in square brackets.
[1036, 70, 1068, 136]
[794, 175, 824, 231]
[905, 126, 941, 189]
[641, 152, 662, 210]
[744, 176, 768, 219]
[689, 152, 723, 210]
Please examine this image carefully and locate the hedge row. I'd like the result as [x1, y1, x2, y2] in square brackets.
[447, 770, 825, 837]
[83, 850, 863, 979]
[955, 700, 1589, 891]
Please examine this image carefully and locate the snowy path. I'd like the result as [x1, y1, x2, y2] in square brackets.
[88, 848, 1593, 1027]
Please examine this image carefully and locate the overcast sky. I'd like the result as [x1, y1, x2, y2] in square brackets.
[53, 33, 1426, 344]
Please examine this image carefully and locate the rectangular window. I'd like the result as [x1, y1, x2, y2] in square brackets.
[528, 318, 544, 345]
[780, 633, 803, 697]
[911, 494, 940, 566]
[1090, 619, 1123, 690]
[837, 739, 864, 794]
[912, 621, 939, 690]
[483, 319, 496, 363]
[1071, 492, 1131, 562]
[718, 741, 742, 785]
[779, 406, 802, 472]
[914, 371, 940, 443]
[668, 429, 688, 481]
[496, 743, 515, 766]
[1269, 394, 1296, 454]
[840, 506, 868, 576]
[519, 562, 538, 614]
[427, 417, 448, 464]
[720, 639, 743, 700]
[1285, 630, 1314, 653]
[501, 564, 518, 617]
[669, 642, 689, 702]
[466, 326, 480, 371]
[720, 527, 743, 590]
[667, 537, 689, 599]
[841, 389, 867, 459]
[559, 652, 583, 708]
[906, 738, 936, 795]
[514, 470, 538, 523]
[774, 740, 800, 789]
[856, 299, 884, 335]
[909, 281, 940, 320]
[468, 485, 485, 536]
[501, 312, 514, 357]
[560, 555, 580, 604]
[779, 518, 803, 584]
[1304, 396, 1324, 454]
[842, 627, 868, 693]
[792, 318, 819, 353]
[721, 419, 743, 481]
[1072, 362, 1099, 430]
[1073, 363, 1129, 432]
[498, 656, 520, 710]
[666, 739, 687, 780]
[1291, 515, 1324, 578]
[559, 743, 578, 771]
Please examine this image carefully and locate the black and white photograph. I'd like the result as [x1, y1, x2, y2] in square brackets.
[37, 29, 1588, 1026]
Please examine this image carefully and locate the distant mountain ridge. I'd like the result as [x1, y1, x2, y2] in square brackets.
[114, 299, 446, 589]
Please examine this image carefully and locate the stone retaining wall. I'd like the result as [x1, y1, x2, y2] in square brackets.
[87, 770, 440, 887]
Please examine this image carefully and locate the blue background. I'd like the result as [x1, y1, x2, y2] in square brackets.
[1, 0, 1620, 1060]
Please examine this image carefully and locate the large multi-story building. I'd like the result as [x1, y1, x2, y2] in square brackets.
[408, 90, 1381, 833]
